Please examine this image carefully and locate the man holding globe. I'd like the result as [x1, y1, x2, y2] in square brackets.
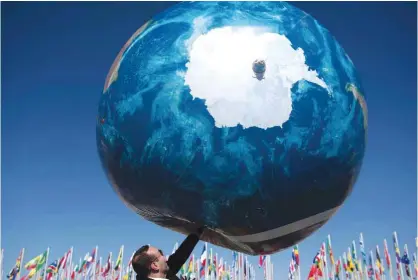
[132, 227, 205, 280]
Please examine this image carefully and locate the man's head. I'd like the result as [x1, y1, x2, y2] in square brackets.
[132, 245, 169, 279]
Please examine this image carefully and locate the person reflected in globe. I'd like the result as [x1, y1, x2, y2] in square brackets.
[132, 227, 204, 280]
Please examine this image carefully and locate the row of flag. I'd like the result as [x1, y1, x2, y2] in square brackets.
[4, 246, 127, 280]
[300, 232, 416, 280]
[2, 231, 416, 280]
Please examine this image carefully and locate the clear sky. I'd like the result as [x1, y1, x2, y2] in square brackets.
[2, 1, 417, 279]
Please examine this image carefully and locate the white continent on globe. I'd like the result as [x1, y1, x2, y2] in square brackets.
[184, 26, 328, 129]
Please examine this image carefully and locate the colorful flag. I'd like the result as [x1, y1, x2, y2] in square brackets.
[58, 249, 71, 270]
[35, 250, 48, 271]
[393, 233, 402, 280]
[335, 258, 341, 280]
[46, 260, 58, 275]
[375, 246, 384, 275]
[352, 241, 359, 271]
[8, 249, 24, 280]
[24, 251, 44, 271]
[200, 243, 207, 278]
[114, 246, 124, 271]
[292, 245, 300, 267]
[326, 236, 335, 266]
[102, 253, 111, 277]
[258, 255, 266, 268]
[367, 252, 374, 279]
[402, 244, 411, 277]
[383, 239, 392, 271]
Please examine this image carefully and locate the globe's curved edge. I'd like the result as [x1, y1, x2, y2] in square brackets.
[103, 19, 153, 93]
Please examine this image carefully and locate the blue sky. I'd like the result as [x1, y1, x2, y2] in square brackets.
[2, 1, 416, 279]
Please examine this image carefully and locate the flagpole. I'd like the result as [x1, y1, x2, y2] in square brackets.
[393, 232, 405, 280]
[17, 248, 26, 280]
[383, 240, 393, 280]
[1, 249, 4, 280]
[68, 247, 74, 280]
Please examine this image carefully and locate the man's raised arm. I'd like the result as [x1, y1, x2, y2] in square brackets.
[167, 228, 204, 276]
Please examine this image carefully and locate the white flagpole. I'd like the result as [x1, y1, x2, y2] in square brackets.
[67, 248, 73, 280]
[99, 257, 102, 280]
[1, 249, 4, 280]
[267, 256, 271, 280]
[93, 246, 98, 280]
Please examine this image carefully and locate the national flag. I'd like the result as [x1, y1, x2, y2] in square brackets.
[46, 260, 58, 275]
[58, 249, 71, 270]
[218, 258, 224, 277]
[102, 254, 111, 277]
[200, 243, 207, 278]
[258, 255, 266, 268]
[335, 258, 341, 279]
[402, 244, 411, 277]
[351, 241, 359, 271]
[292, 246, 300, 266]
[288, 259, 296, 279]
[368, 252, 374, 279]
[114, 246, 124, 271]
[375, 246, 384, 275]
[7, 249, 24, 280]
[24, 252, 44, 271]
[346, 250, 355, 272]
[326, 236, 335, 267]
[95, 259, 100, 276]
[383, 239, 392, 270]
[21, 268, 36, 280]
[401, 247, 410, 265]
[187, 255, 194, 274]
[320, 244, 326, 268]
[34, 251, 48, 271]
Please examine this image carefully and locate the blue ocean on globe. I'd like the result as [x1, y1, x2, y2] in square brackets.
[97, 1, 367, 255]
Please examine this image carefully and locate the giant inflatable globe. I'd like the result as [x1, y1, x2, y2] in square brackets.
[97, 1, 367, 255]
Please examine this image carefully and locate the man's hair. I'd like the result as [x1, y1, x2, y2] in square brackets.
[132, 245, 156, 279]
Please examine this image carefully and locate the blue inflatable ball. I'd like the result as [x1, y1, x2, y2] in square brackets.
[97, 1, 367, 255]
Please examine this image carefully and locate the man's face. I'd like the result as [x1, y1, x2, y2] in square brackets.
[148, 246, 169, 275]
